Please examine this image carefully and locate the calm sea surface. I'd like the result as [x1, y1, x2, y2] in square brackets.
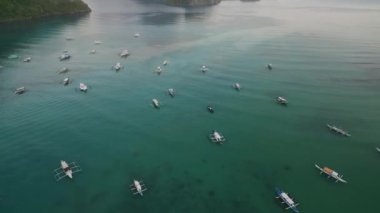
[1, 0, 380, 212]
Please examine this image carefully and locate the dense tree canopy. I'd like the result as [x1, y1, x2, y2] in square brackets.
[0, 0, 90, 21]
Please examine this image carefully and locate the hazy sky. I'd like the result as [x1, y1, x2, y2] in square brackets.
[274, 0, 380, 7]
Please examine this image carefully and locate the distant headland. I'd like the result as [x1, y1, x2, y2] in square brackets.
[0, 0, 91, 22]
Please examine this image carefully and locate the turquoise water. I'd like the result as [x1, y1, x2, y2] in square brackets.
[1, 0, 380, 212]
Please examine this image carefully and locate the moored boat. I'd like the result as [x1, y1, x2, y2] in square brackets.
[130, 180, 147, 196]
[275, 188, 299, 213]
[200, 65, 208, 73]
[315, 164, 347, 183]
[112, 62, 123, 71]
[327, 124, 351, 137]
[277, 96, 288, 105]
[59, 52, 71, 61]
[63, 77, 70, 86]
[152, 99, 160, 108]
[23, 57, 32, 62]
[168, 88, 175, 97]
[233, 83, 241, 91]
[53, 161, 82, 181]
[163, 60, 169, 66]
[377, 147, 380, 152]
[209, 130, 226, 144]
[267, 64, 273, 70]
[207, 105, 214, 113]
[79, 83, 88, 92]
[89, 49, 96, 54]
[94, 40, 103, 45]
[120, 49, 130, 57]
[155, 66, 163, 75]
[134, 33, 140, 38]
[58, 67, 69, 74]
[14, 87, 26, 94]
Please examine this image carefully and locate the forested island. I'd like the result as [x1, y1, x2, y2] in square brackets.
[0, 0, 91, 22]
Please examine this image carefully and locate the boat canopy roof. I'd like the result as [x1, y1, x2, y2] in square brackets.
[323, 167, 333, 174]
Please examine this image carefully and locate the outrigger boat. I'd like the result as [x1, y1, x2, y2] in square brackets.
[207, 105, 214, 113]
[112, 62, 123, 71]
[152, 99, 160, 108]
[209, 130, 226, 144]
[267, 64, 273, 70]
[327, 124, 351, 137]
[59, 52, 71, 61]
[233, 83, 241, 91]
[155, 66, 163, 75]
[23, 57, 32, 62]
[58, 67, 69, 74]
[315, 164, 347, 183]
[63, 77, 70, 86]
[277, 96, 288, 105]
[200, 65, 208, 73]
[130, 180, 147, 196]
[14, 87, 26, 95]
[79, 83, 88, 92]
[119, 49, 130, 58]
[168, 88, 175, 97]
[275, 188, 300, 213]
[53, 160, 82, 181]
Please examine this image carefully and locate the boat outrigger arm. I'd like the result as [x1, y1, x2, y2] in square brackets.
[315, 164, 347, 183]
[53, 161, 82, 181]
[285, 204, 300, 211]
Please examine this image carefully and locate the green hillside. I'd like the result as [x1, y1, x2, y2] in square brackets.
[0, 0, 91, 22]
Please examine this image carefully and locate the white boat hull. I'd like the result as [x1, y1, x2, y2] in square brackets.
[233, 83, 241, 90]
[152, 99, 160, 108]
[79, 83, 88, 92]
[168, 89, 175, 97]
[131, 180, 147, 196]
[60, 160, 73, 179]
[63, 78, 69, 85]
[15, 87, 26, 94]
[120, 50, 129, 57]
